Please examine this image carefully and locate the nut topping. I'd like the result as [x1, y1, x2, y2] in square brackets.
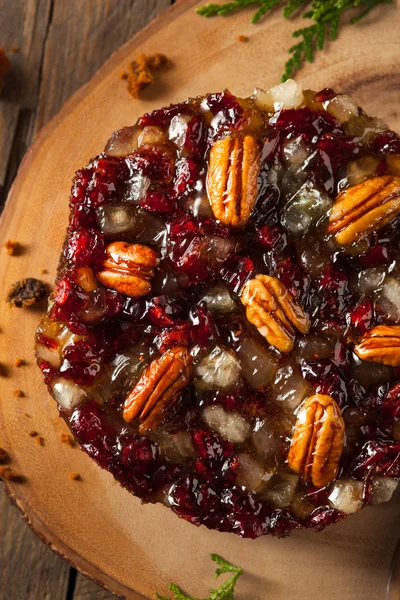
[288, 394, 345, 488]
[207, 134, 261, 227]
[328, 176, 400, 246]
[240, 274, 310, 353]
[123, 346, 192, 432]
[96, 241, 158, 297]
[354, 325, 400, 367]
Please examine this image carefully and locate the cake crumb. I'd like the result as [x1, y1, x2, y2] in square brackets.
[10, 45, 19, 53]
[0, 466, 21, 481]
[0, 48, 11, 92]
[237, 35, 249, 42]
[6, 278, 47, 308]
[12, 389, 24, 398]
[4, 240, 21, 256]
[36, 436, 45, 447]
[0, 448, 8, 462]
[69, 472, 81, 481]
[40, 268, 48, 275]
[122, 53, 170, 99]
[29, 431, 38, 437]
[60, 433, 76, 447]
[14, 357, 25, 367]
[24, 413, 31, 418]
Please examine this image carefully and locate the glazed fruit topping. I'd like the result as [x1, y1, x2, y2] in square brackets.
[36, 80, 400, 538]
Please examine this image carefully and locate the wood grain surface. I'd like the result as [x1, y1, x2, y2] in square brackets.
[0, 2, 171, 599]
[0, 1, 399, 599]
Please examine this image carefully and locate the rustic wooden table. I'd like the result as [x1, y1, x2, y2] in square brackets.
[0, 2, 172, 598]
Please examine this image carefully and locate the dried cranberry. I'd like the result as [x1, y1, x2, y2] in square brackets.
[275, 108, 343, 139]
[306, 507, 344, 531]
[184, 115, 207, 156]
[205, 91, 244, 129]
[38, 360, 58, 385]
[192, 429, 238, 483]
[384, 382, 400, 419]
[351, 440, 400, 478]
[127, 146, 175, 182]
[70, 401, 114, 445]
[267, 509, 301, 537]
[140, 188, 177, 213]
[370, 130, 400, 155]
[189, 303, 217, 347]
[146, 296, 183, 327]
[256, 224, 288, 253]
[138, 103, 193, 128]
[221, 255, 254, 294]
[174, 158, 200, 196]
[155, 322, 192, 353]
[104, 289, 125, 317]
[65, 228, 105, 267]
[347, 298, 373, 334]
[313, 88, 336, 103]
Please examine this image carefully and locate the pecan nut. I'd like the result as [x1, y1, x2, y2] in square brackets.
[354, 324, 400, 367]
[328, 176, 400, 246]
[123, 346, 192, 432]
[96, 241, 158, 297]
[240, 274, 310, 353]
[207, 134, 261, 227]
[288, 394, 345, 488]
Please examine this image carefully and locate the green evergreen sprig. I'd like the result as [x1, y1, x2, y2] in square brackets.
[197, 0, 393, 81]
[156, 554, 243, 600]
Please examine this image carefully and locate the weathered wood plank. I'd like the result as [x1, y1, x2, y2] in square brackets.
[35, 0, 172, 132]
[0, 486, 71, 599]
[0, 0, 52, 194]
[73, 574, 117, 600]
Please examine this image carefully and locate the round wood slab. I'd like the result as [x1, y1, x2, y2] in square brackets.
[1, 1, 400, 598]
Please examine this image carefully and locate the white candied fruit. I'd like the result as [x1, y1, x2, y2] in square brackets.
[357, 266, 387, 296]
[236, 336, 278, 389]
[254, 79, 304, 112]
[272, 364, 309, 411]
[251, 420, 280, 463]
[262, 472, 300, 508]
[236, 453, 272, 492]
[282, 183, 332, 236]
[200, 284, 236, 314]
[51, 377, 87, 410]
[104, 125, 140, 157]
[36, 343, 61, 369]
[95, 204, 137, 236]
[371, 477, 399, 505]
[168, 115, 191, 150]
[324, 94, 359, 124]
[202, 405, 251, 444]
[377, 278, 400, 322]
[194, 346, 241, 390]
[138, 126, 165, 147]
[328, 480, 364, 514]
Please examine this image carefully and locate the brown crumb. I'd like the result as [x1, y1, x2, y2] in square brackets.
[10, 45, 19, 53]
[60, 433, 76, 447]
[6, 278, 47, 308]
[0, 448, 8, 462]
[0, 48, 11, 92]
[40, 268, 48, 275]
[237, 35, 249, 42]
[14, 357, 25, 367]
[24, 413, 31, 418]
[12, 389, 24, 398]
[69, 472, 81, 481]
[4, 240, 21, 256]
[0, 466, 21, 481]
[123, 53, 169, 99]
[36, 436, 45, 447]
[29, 430, 38, 437]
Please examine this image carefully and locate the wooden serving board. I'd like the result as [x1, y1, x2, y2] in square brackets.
[1, 1, 400, 598]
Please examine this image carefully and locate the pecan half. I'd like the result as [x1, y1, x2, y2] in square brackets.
[207, 134, 261, 227]
[240, 274, 310, 353]
[354, 325, 400, 367]
[288, 394, 345, 488]
[328, 176, 400, 246]
[96, 241, 158, 297]
[123, 346, 192, 432]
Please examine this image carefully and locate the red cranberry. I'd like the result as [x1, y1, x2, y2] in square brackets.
[127, 146, 175, 182]
[370, 130, 400, 155]
[257, 224, 288, 252]
[275, 108, 343, 139]
[146, 296, 183, 327]
[205, 91, 244, 128]
[306, 507, 344, 531]
[65, 228, 105, 267]
[267, 509, 301, 537]
[174, 158, 200, 196]
[313, 88, 336, 102]
[221, 255, 254, 294]
[38, 359, 58, 385]
[104, 289, 125, 317]
[384, 382, 400, 419]
[138, 103, 193, 128]
[155, 323, 191, 353]
[351, 440, 400, 477]
[189, 303, 217, 347]
[347, 298, 373, 334]
[184, 115, 207, 156]
[70, 401, 113, 444]
[140, 188, 177, 213]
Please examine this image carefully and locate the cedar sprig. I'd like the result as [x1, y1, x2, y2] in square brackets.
[156, 554, 243, 600]
[197, 0, 393, 80]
